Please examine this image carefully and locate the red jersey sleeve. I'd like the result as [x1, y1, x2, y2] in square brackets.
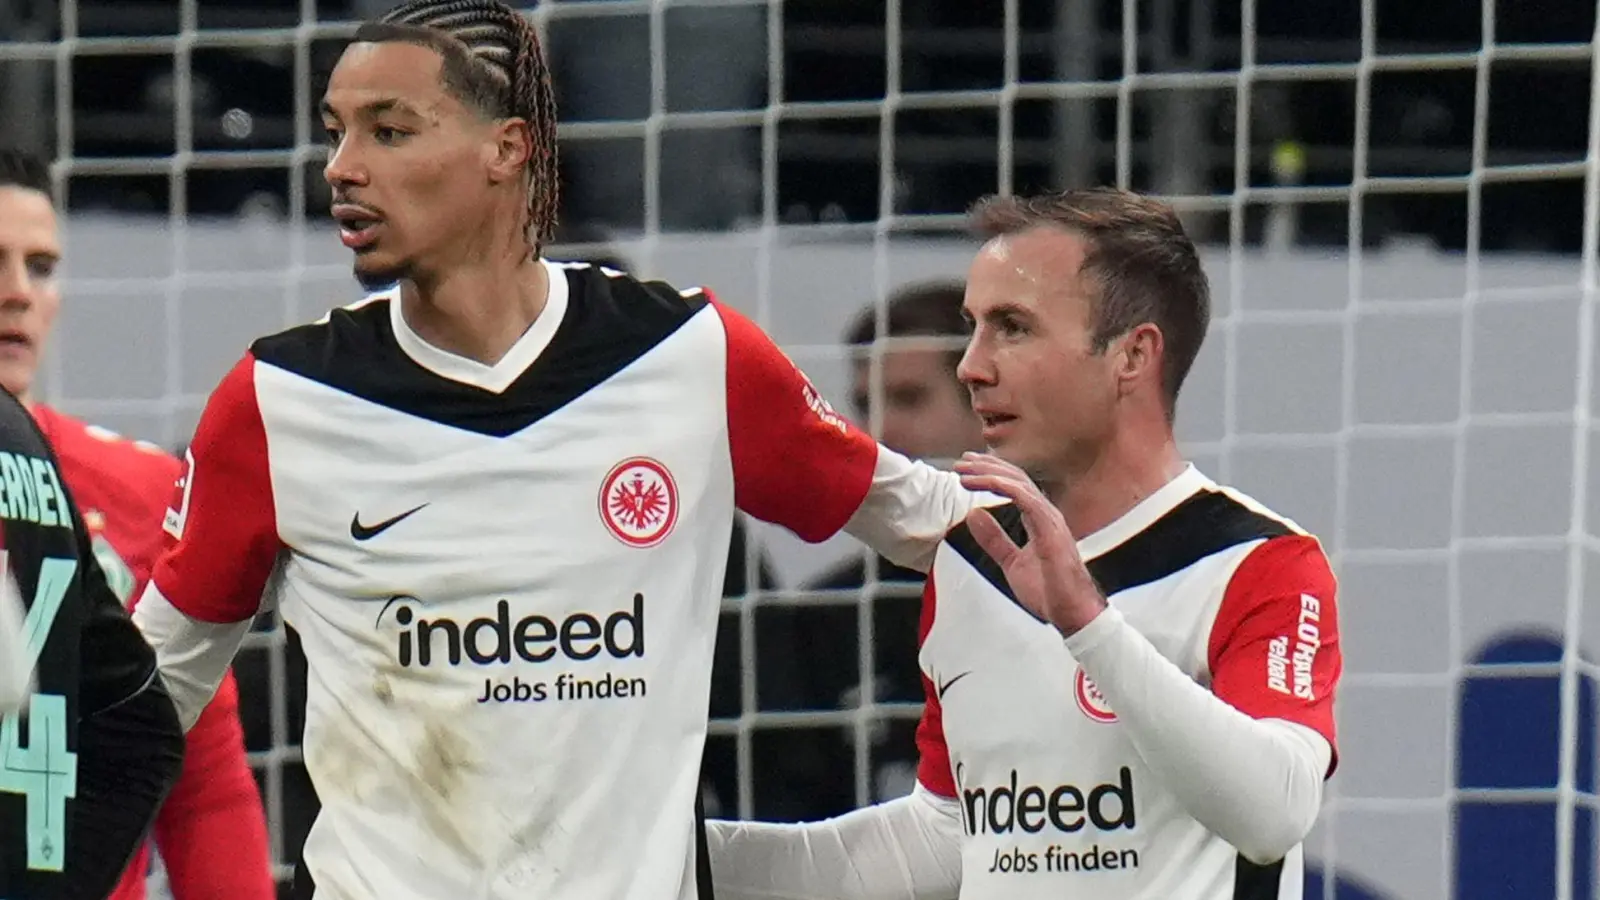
[152, 669, 276, 899]
[714, 298, 879, 543]
[913, 578, 957, 798]
[151, 353, 283, 623]
[1208, 534, 1342, 774]
[124, 452, 185, 610]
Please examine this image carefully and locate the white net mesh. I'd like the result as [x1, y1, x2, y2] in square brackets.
[3, 1, 1599, 898]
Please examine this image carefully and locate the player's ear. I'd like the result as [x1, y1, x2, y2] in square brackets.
[486, 117, 533, 184]
[1116, 322, 1163, 396]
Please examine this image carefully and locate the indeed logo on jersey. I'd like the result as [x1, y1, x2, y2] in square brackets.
[1267, 593, 1322, 701]
[959, 765, 1136, 836]
[960, 765, 1141, 876]
[374, 593, 648, 706]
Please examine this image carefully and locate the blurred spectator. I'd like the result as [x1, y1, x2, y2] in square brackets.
[839, 280, 984, 466]
[773, 279, 983, 819]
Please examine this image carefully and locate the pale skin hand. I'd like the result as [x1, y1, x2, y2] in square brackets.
[953, 452, 1109, 637]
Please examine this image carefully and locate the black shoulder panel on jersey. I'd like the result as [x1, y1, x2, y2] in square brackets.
[250, 265, 710, 438]
[1233, 854, 1286, 899]
[1085, 489, 1294, 596]
[945, 489, 1294, 619]
[944, 503, 1037, 617]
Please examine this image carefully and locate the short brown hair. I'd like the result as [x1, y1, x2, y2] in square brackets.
[845, 279, 970, 371]
[970, 188, 1210, 412]
[0, 148, 52, 201]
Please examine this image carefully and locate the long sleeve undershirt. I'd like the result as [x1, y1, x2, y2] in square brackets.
[705, 606, 1331, 899]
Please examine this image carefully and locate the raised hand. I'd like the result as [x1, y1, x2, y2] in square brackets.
[952, 452, 1108, 636]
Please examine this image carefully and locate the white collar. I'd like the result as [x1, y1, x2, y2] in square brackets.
[387, 257, 570, 394]
[1076, 464, 1212, 562]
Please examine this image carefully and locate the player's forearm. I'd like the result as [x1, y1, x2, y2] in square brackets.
[131, 586, 253, 731]
[843, 448, 994, 574]
[65, 670, 186, 900]
[705, 787, 964, 900]
[1065, 607, 1329, 865]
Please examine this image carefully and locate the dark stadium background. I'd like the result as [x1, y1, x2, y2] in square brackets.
[6, 0, 1594, 253]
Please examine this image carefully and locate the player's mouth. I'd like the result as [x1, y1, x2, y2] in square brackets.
[332, 204, 384, 251]
[0, 330, 34, 359]
[974, 408, 1018, 439]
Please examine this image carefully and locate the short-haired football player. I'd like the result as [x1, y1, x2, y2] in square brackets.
[0, 147, 276, 900]
[130, 3, 988, 899]
[706, 187, 1344, 900]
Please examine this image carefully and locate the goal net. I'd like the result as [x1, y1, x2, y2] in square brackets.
[2, 1, 1597, 899]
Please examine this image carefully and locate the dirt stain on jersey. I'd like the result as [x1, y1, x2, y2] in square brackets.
[496, 817, 570, 891]
[371, 668, 395, 706]
[401, 712, 483, 866]
[298, 691, 486, 868]
[415, 721, 473, 800]
[309, 710, 377, 806]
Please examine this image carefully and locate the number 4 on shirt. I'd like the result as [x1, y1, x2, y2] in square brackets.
[0, 555, 80, 873]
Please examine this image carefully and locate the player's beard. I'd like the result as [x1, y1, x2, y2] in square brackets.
[984, 441, 1063, 499]
[1022, 463, 1060, 496]
[353, 254, 408, 292]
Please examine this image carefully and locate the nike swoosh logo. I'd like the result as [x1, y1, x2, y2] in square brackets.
[350, 504, 428, 541]
[936, 671, 972, 700]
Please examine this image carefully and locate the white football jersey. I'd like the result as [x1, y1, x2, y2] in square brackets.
[915, 466, 1342, 900]
[143, 260, 973, 900]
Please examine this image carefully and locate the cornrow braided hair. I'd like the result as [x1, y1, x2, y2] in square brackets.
[360, 0, 560, 251]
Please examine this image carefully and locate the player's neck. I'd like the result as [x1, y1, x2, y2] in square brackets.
[1043, 423, 1186, 543]
[399, 252, 550, 367]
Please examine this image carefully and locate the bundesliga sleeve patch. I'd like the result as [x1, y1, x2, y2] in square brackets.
[162, 448, 196, 541]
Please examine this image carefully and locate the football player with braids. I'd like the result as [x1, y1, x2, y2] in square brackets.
[133, 2, 989, 898]
[354, 0, 564, 275]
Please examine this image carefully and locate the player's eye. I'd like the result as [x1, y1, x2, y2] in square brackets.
[322, 127, 342, 147]
[373, 126, 406, 145]
[26, 257, 56, 281]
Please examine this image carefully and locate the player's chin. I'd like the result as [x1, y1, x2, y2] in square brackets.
[979, 426, 1023, 460]
[982, 437, 1041, 475]
[0, 358, 34, 399]
[351, 254, 407, 291]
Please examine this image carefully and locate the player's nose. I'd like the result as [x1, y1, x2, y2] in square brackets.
[323, 143, 368, 189]
[956, 338, 995, 387]
[0, 257, 33, 309]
